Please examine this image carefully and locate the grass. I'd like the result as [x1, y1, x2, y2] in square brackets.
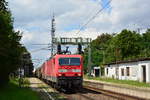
[84, 75, 150, 88]
[0, 78, 41, 100]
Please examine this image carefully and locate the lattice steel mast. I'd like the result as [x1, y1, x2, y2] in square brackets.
[51, 14, 55, 56]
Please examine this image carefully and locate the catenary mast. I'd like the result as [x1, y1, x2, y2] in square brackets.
[51, 14, 55, 56]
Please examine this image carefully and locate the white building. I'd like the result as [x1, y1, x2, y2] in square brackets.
[104, 58, 150, 83]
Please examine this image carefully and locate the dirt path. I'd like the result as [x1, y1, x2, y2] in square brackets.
[28, 78, 55, 100]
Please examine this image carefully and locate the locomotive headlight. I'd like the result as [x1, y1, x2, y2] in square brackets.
[58, 69, 67, 72]
[72, 69, 81, 72]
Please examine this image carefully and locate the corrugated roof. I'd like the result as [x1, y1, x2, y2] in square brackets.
[105, 58, 150, 65]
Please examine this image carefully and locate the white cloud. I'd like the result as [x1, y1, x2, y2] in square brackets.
[7, 0, 150, 67]
[57, 28, 100, 40]
[21, 30, 33, 43]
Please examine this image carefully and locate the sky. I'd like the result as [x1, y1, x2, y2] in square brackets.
[7, 0, 150, 68]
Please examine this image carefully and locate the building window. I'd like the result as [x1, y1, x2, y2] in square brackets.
[121, 68, 124, 76]
[126, 67, 130, 76]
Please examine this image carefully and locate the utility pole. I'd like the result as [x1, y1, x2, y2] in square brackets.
[87, 43, 92, 76]
[51, 14, 55, 56]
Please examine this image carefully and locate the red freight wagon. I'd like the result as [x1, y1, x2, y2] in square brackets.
[40, 54, 83, 89]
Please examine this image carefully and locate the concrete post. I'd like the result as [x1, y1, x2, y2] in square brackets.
[87, 44, 92, 75]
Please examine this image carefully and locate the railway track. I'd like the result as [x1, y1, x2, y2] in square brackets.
[83, 85, 146, 100]
[60, 86, 146, 100]
[37, 78, 147, 100]
[61, 87, 120, 100]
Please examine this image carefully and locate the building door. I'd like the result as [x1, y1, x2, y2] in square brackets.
[95, 69, 100, 77]
[142, 65, 146, 82]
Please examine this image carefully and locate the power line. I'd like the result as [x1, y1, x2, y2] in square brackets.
[32, 43, 51, 45]
[76, 0, 112, 34]
[82, 0, 101, 24]
[30, 47, 51, 53]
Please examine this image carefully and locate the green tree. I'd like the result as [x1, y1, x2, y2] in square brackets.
[0, 0, 24, 86]
[141, 29, 150, 57]
[91, 33, 112, 65]
[110, 29, 142, 60]
[0, 0, 8, 11]
[83, 33, 112, 72]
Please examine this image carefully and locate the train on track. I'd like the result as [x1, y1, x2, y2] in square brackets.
[35, 53, 83, 89]
[35, 17, 90, 90]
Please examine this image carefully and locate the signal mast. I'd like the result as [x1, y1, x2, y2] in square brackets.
[50, 15, 92, 74]
[51, 14, 55, 56]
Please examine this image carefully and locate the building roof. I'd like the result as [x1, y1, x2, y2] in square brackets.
[105, 58, 150, 66]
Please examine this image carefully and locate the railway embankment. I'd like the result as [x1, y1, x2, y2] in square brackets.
[28, 78, 66, 100]
[84, 79, 150, 99]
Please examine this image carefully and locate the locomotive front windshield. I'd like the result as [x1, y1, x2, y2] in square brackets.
[59, 58, 80, 66]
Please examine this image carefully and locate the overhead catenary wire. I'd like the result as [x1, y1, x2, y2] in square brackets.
[76, 0, 112, 34]
[82, 0, 101, 24]
[30, 47, 51, 53]
[30, 43, 52, 53]
[32, 43, 52, 45]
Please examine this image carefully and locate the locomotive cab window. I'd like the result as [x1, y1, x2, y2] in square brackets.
[59, 58, 80, 66]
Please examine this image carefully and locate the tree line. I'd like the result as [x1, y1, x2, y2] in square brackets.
[83, 29, 150, 73]
[0, 0, 32, 86]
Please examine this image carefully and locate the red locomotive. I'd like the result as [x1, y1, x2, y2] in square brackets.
[36, 53, 83, 89]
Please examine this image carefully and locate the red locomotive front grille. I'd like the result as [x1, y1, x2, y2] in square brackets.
[67, 69, 72, 72]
